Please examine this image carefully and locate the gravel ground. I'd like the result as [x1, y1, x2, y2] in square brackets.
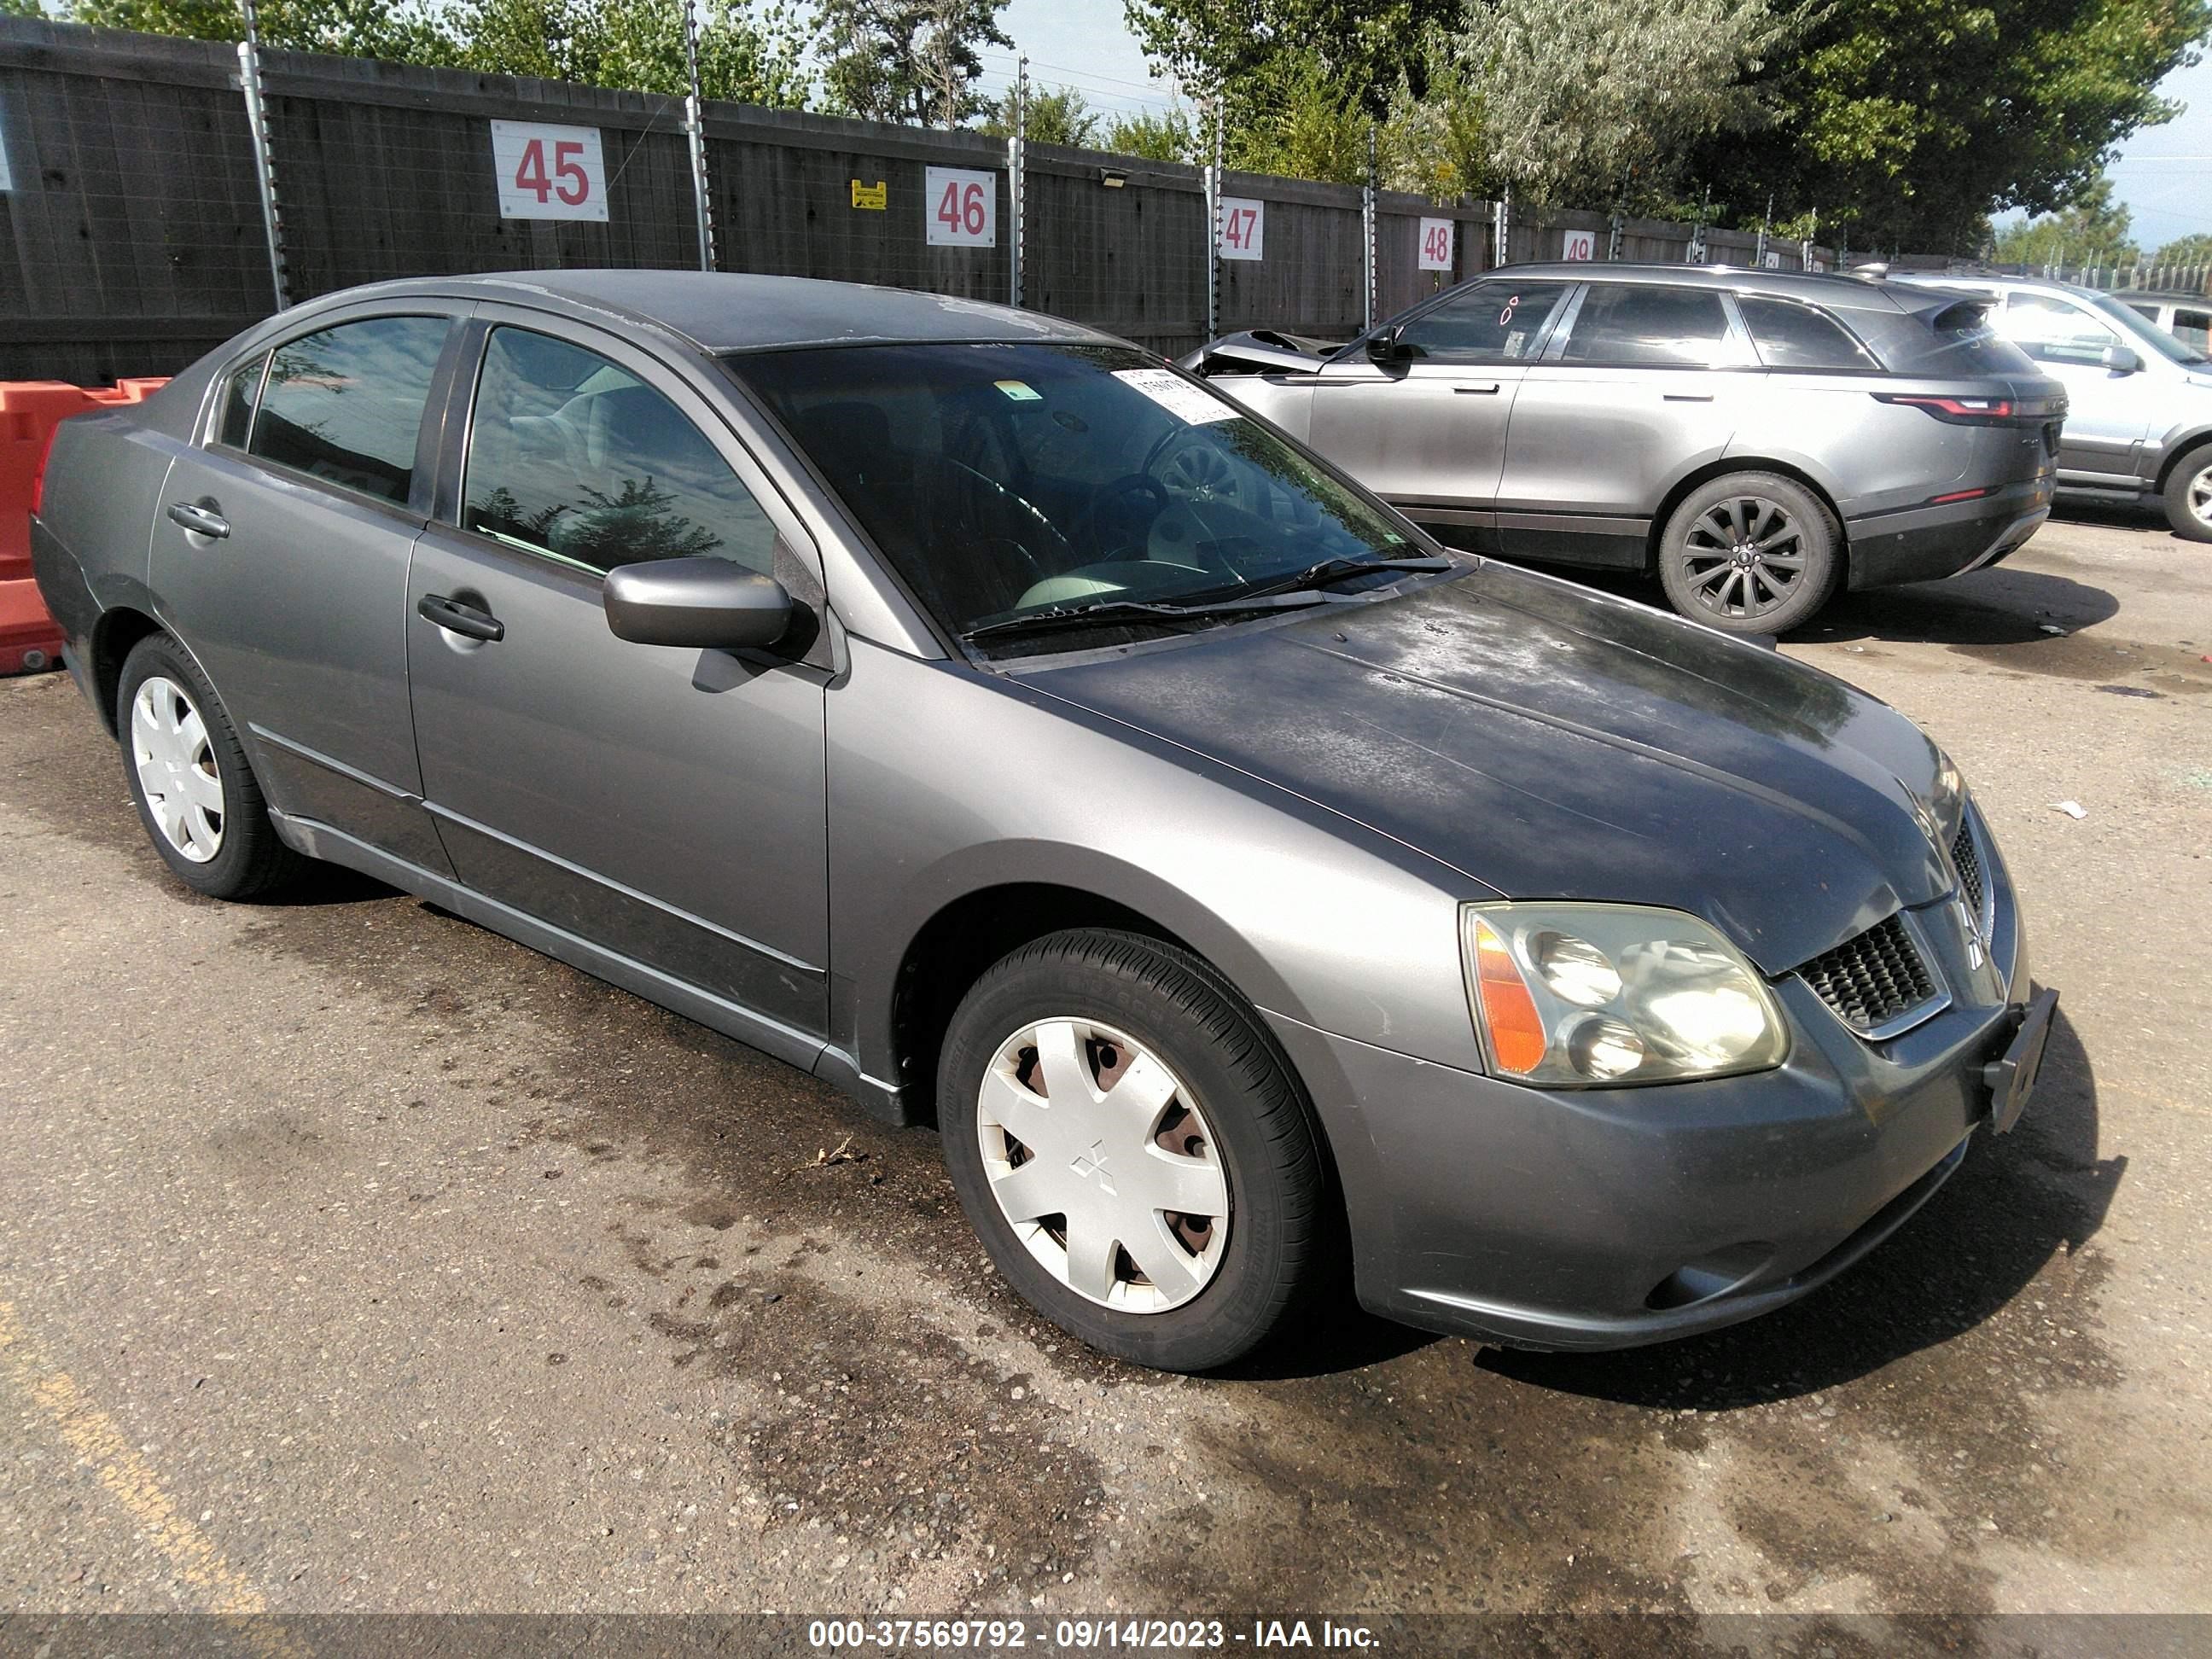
[1, 505, 2207, 1631]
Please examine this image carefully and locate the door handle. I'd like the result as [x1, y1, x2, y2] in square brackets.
[166, 502, 230, 538]
[417, 592, 505, 643]
[1453, 382, 1503, 394]
[1662, 393, 1715, 403]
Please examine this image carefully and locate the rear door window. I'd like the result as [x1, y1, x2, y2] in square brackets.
[2000, 294, 2120, 367]
[1558, 284, 1732, 367]
[462, 326, 777, 576]
[248, 316, 450, 505]
[1398, 282, 1572, 364]
[2171, 307, 2210, 355]
[1738, 296, 1882, 371]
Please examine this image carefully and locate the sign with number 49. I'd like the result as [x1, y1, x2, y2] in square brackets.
[492, 120, 608, 222]
[926, 166, 997, 247]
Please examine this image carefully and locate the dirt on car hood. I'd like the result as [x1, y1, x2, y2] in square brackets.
[1028, 560, 1957, 975]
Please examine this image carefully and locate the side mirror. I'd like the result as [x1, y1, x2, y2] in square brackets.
[2101, 343, 2143, 374]
[1367, 324, 1411, 364]
[603, 557, 795, 651]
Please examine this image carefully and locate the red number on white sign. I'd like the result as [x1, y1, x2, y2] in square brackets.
[1223, 207, 1257, 251]
[937, 180, 987, 237]
[1423, 224, 1451, 265]
[515, 138, 551, 204]
[555, 140, 590, 206]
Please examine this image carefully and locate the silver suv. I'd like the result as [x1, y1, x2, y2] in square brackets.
[1187, 265, 2068, 634]
[1892, 272, 2212, 542]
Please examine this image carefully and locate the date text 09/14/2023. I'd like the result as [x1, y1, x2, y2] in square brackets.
[806, 1618, 1380, 1650]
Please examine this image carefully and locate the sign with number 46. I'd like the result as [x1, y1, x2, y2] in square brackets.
[926, 166, 998, 247]
[492, 120, 608, 222]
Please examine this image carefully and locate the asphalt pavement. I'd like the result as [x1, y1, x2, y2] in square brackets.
[2, 504, 2208, 1633]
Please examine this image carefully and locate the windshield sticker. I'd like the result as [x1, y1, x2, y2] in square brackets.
[1504, 329, 1528, 358]
[995, 379, 1042, 401]
[1113, 368, 1238, 424]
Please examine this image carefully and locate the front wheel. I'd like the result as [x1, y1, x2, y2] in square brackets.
[1658, 473, 1841, 635]
[2163, 445, 2212, 543]
[937, 929, 1330, 1372]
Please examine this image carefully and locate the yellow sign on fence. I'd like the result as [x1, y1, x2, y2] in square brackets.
[850, 179, 887, 211]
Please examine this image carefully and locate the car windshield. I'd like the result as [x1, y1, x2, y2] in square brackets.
[731, 341, 1421, 651]
[2090, 292, 2209, 364]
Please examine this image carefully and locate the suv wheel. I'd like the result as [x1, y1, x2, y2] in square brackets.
[937, 929, 1328, 1372]
[2163, 445, 2212, 543]
[1658, 472, 1841, 635]
[117, 633, 305, 899]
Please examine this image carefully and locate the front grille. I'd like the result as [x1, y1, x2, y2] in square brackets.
[1951, 820, 1985, 920]
[1798, 914, 1941, 1034]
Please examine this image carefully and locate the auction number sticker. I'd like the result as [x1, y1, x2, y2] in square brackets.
[491, 120, 608, 222]
[1218, 196, 1264, 260]
[926, 166, 997, 247]
[1561, 228, 1596, 261]
[1417, 216, 1455, 271]
[1115, 368, 1237, 425]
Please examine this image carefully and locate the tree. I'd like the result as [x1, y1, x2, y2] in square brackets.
[1103, 107, 1196, 163]
[1993, 176, 2139, 268]
[979, 84, 1101, 148]
[67, 0, 461, 60]
[1689, 0, 2212, 252]
[456, 0, 811, 104]
[818, 0, 1010, 126]
[1123, 0, 1457, 116]
[1225, 48, 1376, 184]
[1401, 0, 1799, 207]
[2153, 234, 2212, 267]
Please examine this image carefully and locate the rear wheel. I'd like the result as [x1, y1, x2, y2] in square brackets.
[1658, 472, 1841, 635]
[2163, 445, 2212, 543]
[117, 633, 304, 899]
[937, 929, 1328, 1372]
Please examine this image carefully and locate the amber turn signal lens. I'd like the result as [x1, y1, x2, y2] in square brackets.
[1470, 914, 1547, 1074]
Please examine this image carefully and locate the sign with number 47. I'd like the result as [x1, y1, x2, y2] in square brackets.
[492, 120, 608, 222]
[1218, 197, 1264, 261]
[926, 166, 998, 247]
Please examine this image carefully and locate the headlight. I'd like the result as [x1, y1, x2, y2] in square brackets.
[1461, 903, 1788, 1087]
[1929, 748, 1967, 827]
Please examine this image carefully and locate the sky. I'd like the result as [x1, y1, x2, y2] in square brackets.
[2100, 49, 2212, 254]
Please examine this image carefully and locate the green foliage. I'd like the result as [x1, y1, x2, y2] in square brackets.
[818, 0, 1010, 126]
[1689, 0, 2212, 250]
[67, 0, 460, 58]
[1103, 107, 1196, 163]
[1123, 0, 1455, 116]
[1992, 176, 2139, 267]
[2151, 233, 2212, 267]
[2, 0, 51, 16]
[1222, 47, 1377, 184]
[979, 84, 1102, 147]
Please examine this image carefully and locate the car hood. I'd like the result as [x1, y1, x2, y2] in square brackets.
[1028, 562, 1954, 975]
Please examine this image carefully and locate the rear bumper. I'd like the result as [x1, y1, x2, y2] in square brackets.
[1845, 475, 2052, 590]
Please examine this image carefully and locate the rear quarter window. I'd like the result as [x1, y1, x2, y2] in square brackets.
[1738, 296, 1883, 371]
[1906, 301, 2036, 376]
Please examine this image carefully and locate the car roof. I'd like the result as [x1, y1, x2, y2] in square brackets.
[2110, 290, 2211, 306]
[294, 270, 1113, 354]
[1476, 261, 1960, 313]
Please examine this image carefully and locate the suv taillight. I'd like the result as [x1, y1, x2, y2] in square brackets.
[1873, 393, 2016, 424]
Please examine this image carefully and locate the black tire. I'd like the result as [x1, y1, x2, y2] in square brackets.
[1658, 471, 1842, 635]
[2163, 445, 2212, 543]
[116, 632, 306, 899]
[938, 928, 1329, 1373]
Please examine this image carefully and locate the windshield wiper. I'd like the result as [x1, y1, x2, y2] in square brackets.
[960, 589, 1334, 645]
[1231, 552, 1454, 599]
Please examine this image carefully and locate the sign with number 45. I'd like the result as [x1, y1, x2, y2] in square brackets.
[492, 120, 608, 222]
[926, 166, 998, 247]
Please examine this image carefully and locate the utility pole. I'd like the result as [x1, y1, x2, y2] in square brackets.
[681, 0, 716, 272]
[236, 0, 289, 310]
[1008, 54, 1027, 307]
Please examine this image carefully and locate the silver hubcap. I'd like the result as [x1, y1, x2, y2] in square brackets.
[2188, 463, 2212, 527]
[131, 676, 224, 863]
[976, 1017, 1230, 1313]
[1681, 496, 1806, 618]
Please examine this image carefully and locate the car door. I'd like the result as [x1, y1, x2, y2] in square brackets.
[1305, 279, 1573, 548]
[1493, 282, 1749, 567]
[149, 309, 463, 873]
[405, 314, 832, 1055]
[1994, 292, 2151, 483]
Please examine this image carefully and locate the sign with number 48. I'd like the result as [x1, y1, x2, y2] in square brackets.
[1417, 218, 1454, 272]
[926, 166, 998, 247]
[492, 120, 608, 222]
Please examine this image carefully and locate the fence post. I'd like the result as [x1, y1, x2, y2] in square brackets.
[1204, 99, 1221, 339]
[681, 0, 716, 272]
[1754, 195, 1771, 267]
[236, 0, 288, 310]
[1607, 208, 1622, 262]
[1493, 186, 1510, 267]
[1361, 125, 1377, 329]
[1008, 54, 1026, 308]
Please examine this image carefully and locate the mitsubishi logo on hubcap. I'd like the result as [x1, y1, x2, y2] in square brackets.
[1069, 1139, 1116, 1196]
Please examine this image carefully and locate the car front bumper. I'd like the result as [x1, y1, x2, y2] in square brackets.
[1266, 874, 2038, 1352]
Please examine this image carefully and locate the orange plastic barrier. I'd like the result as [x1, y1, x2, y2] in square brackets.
[1, 378, 168, 673]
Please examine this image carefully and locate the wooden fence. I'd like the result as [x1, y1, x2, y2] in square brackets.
[0, 15, 1841, 385]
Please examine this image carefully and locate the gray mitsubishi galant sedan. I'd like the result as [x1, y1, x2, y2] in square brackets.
[30, 272, 2057, 1373]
